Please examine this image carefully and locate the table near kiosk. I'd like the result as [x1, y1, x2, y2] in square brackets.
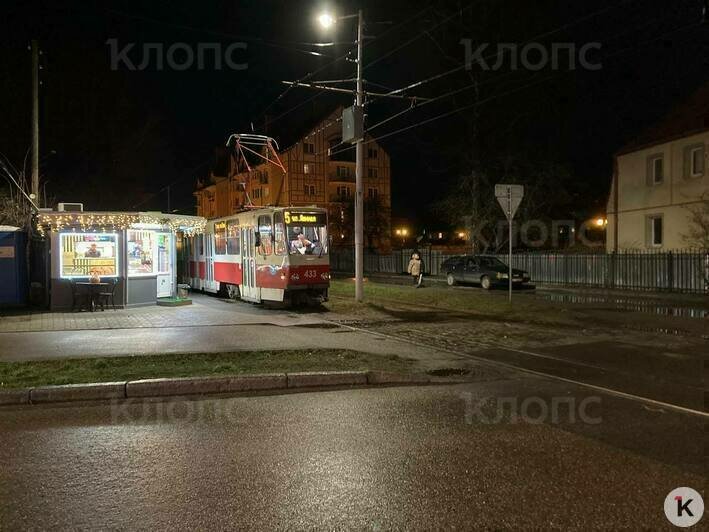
[74, 282, 110, 311]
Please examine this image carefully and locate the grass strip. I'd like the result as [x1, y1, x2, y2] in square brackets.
[0, 349, 415, 389]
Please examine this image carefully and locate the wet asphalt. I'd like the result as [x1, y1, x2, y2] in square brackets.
[0, 377, 705, 529]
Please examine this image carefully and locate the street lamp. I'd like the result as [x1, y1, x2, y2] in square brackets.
[318, 9, 365, 303]
[318, 13, 336, 28]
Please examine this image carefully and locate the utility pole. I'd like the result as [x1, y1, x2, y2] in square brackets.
[354, 9, 364, 302]
[31, 40, 40, 205]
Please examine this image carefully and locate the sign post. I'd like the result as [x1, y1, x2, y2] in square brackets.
[495, 184, 524, 302]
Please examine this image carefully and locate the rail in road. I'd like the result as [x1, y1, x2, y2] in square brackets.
[325, 297, 707, 419]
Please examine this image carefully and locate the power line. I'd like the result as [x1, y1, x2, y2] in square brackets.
[360, 0, 663, 138]
[252, 4, 436, 129]
[328, 14, 703, 159]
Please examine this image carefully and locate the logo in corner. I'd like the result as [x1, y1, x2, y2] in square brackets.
[664, 487, 703, 527]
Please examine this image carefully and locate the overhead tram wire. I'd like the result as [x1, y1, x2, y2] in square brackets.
[327, 15, 704, 160]
[366, 0, 638, 106]
[251, 4, 436, 129]
[358, 0, 657, 138]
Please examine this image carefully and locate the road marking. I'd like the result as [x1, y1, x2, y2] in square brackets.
[325, 319, 709, 419]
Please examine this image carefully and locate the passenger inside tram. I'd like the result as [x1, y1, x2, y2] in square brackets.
[288, 225, 327, 255]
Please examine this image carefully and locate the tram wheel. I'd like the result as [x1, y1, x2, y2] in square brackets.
[226, 284, 240, 300]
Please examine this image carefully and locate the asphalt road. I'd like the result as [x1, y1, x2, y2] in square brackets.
[0, 379, 705, 529]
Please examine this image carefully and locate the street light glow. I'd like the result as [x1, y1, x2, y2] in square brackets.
[318, 13, 336, 28]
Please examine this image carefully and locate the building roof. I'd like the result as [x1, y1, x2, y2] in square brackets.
[617, 83, 709, 156]
[274, 105, 344, 153]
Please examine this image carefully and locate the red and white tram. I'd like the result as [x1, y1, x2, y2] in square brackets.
[185, 206, 330, 305]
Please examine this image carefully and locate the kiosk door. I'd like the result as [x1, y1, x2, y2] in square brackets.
[240, 227, 260, 302]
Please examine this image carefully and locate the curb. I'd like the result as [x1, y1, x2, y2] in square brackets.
[0, 370, 434, 406]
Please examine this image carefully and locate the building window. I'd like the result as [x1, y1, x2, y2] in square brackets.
[337, 185, 351, 199]
[690, 146, 705, 177]
[648, 215, 663, 247]
[367, 168, 378, 178]
[258, 171, 268, 184]
[304, 184, 316, 196]
[367, 148, 378, 159]
[648, 155, 664, 185]
[304, 142, 315, 155]
[336, 166, 352, 179]
[304, 163, 311, 174]
[253, 188, 261, 199]
[368, 187, 378, 200]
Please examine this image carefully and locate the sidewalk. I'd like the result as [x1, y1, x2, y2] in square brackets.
[0, 293, 326, 333]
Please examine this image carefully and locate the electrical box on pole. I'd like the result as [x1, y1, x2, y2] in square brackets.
[342, 105, 364, 144]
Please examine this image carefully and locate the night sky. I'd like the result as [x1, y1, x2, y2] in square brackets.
[1, 0, 707, 226]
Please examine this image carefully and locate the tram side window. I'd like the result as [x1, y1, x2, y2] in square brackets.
[215, 222, 227, 255]
[274, 212, 287, 255]
[257, 215, 273, 255]
[227, 220, 240, 255]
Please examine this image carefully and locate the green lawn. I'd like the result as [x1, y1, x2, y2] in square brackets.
[0, 349, 415, 389]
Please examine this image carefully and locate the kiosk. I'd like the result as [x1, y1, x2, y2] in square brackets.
[37, 211, 205, 310]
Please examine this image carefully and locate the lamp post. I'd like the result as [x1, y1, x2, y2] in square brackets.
[319, 9, 365, 302]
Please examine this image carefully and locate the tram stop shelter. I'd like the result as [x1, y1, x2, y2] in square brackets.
[37, 211, 206, 311]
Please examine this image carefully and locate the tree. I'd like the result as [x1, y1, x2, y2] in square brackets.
[682, 194, 709, 249]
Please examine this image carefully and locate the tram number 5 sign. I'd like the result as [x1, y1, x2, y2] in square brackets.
[495, 184, 524, 302]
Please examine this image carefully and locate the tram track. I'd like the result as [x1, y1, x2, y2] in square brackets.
[323, 297, 708, 419]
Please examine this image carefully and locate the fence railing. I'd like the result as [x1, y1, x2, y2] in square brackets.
[329, 248, 709, 294]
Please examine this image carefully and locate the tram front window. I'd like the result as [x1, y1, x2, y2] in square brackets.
[287, 224, 328, 256]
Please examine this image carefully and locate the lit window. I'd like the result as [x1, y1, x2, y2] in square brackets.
[304, 163, 311, 174]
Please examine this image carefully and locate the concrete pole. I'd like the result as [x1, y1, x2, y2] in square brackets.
[31, 40, 40, 204]
[354, 9, 364, 302]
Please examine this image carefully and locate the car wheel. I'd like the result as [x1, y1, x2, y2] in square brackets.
[480, 275, 491, 290]
[446, 273, 456, 286]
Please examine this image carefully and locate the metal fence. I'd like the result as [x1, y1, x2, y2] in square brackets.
[329, 248, 709, 294]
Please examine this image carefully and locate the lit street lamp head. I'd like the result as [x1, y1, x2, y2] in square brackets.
[318, 13, 336, 29]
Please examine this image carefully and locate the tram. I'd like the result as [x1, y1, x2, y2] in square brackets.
[185, 206, 330, 305]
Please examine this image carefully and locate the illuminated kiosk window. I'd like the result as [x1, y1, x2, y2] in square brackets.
[156, 233, 172, 274]
[60, 233, 119, 278]
[127, 229, 156, 276]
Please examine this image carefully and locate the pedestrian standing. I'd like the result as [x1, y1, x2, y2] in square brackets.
[407, 251, 425, 288]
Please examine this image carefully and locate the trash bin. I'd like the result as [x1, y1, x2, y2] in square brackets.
[177, 284, 190, 299]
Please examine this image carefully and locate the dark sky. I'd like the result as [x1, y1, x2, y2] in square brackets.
[1, 0, 707, 224]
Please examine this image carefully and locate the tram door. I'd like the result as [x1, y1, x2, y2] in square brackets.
[204, 232, 218, 293]
[240, 227, 260, 302]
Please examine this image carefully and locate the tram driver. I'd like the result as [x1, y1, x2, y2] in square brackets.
[290, 230, 314, 254]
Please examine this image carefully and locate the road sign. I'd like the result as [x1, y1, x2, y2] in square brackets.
[495, 184, 524, 220]
[495, 184, 524, 303]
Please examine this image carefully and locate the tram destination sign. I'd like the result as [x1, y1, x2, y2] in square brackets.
[284, 211, 326, 225]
